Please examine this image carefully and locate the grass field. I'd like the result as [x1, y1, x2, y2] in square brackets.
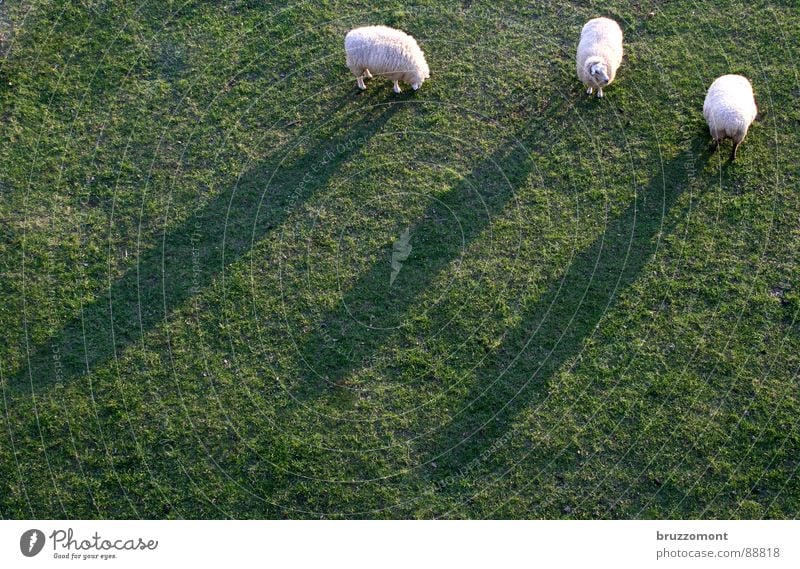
[1, 0, 798, 519]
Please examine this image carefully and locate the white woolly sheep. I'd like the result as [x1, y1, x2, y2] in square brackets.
[576, 17, 623, 98]
[703, 74, 758, 161]
[344, 25, 430, 93]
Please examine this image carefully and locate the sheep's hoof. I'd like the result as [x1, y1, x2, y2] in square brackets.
[393, 85, 402, 94]
[586, 87, 593, 95]
[596, 90, 604, 98]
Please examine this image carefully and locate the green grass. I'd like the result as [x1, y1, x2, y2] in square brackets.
[1, 0, 798, 519]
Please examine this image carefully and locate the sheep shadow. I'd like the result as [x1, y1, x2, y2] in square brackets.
[281, 99, 577, 405]
[8, 92, 403, 396]
[424, 134, 713, 500]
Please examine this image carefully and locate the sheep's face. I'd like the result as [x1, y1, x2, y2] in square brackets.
[410, 72, 426, 91]
[589, 62, 610, 86]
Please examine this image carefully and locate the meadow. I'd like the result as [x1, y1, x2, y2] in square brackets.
[0, 0, 798, 518]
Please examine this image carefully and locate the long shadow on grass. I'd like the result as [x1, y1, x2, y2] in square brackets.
[10, 93, 402, 395]
[284, 100, 577, 403]
[426, 134, 712, 498]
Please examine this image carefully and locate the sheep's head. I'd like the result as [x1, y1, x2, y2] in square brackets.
[410, 70, 428, 91]
[589, 62, 610, 86]
[409, 60, 430, 91]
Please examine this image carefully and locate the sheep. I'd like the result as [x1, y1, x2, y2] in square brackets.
[576, 17, 623, 98]
[344, 25, 430, 93]
[703, 74, 758, 161]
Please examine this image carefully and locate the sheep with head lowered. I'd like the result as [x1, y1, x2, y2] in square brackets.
[576, 17, 623, 98]
[703, 74, 758, 161]
[344, 25, 430, 93]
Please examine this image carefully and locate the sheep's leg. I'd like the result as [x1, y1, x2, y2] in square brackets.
[586, 86, 593, 95]
[356, 76, 366, 90]
[710, 138, 720, 152]
[596, 87, 604, 98]
[730, 141, 739, 162]
[363, 68, 372, 78]
[393, 80, 401, 94]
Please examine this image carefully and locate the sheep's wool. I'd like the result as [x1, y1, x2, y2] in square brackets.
[345, 25, 430, 92]
[703, 74, 757, 149]
[576, 17, 623, 97]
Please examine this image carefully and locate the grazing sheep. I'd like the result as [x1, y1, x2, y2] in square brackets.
[344, 25, 430, 93]
[703, 74, 758, 161]
[576, 17, 623, 98]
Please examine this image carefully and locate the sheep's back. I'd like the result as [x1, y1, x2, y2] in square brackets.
[345, 26, 427, 76]
[703, 75, 757, 135]
[577, 18, 623, 68]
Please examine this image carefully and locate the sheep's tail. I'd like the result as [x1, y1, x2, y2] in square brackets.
[707, 112, 747, 143]
[726, 118, 749, 144]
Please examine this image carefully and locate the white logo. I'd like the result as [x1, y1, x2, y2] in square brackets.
[390, 228, 413, 287]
